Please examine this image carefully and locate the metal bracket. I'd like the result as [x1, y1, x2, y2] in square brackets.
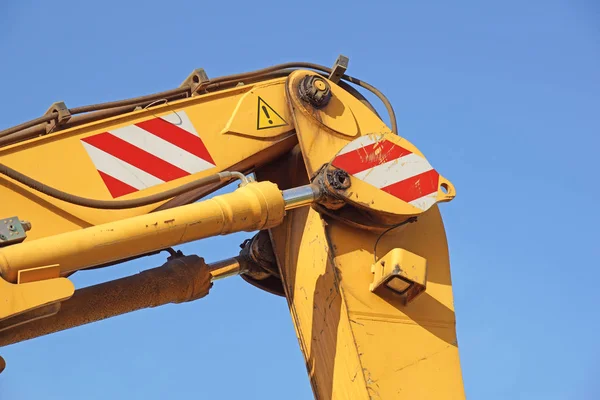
[43, 101, 71, 134]
[371, 248, 427, 305]
[0, 217, 30, 247]
[166, 248, 185, 261]
[237, 231, 285, 297]
[180, 68, 210, 96]
[328, 55, 349, 84]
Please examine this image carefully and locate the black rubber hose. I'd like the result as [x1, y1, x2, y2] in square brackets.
[342, 75, 397, 134]
[0, 164, 241, 209]
[0, 90, 190, 139]
[0, 61, 398, 140]
[203, 62, 397, 133]
[69, 87, 190, 115]
[0, 114, 57, 138]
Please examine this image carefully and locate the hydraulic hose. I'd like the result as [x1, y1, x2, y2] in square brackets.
[0, 61, 398, 142]
[202, 62, 396, 133]
[0, 163, 246, 209]
[0, 89, 189, 140]
[0, 114, 58, 138]
[68, 87, 189, 115]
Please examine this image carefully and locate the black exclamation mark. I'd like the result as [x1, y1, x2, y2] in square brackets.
[262, 105, 273, 125]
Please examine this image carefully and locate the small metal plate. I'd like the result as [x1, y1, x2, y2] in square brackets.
[0, 217, 27, 247]
[328, 132, 455, 218]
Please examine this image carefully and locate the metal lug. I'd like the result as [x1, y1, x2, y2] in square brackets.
[328, 54, 349, 84]
[43, 101, 71, 134]
[181, 68, 209, 95]
[0, 217, 29, 247]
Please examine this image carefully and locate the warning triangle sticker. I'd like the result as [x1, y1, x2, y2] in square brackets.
[257, 97, 288, 130]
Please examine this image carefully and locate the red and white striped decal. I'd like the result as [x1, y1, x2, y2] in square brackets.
[81, 111, 215, 198]
[332, 135, 440, 211]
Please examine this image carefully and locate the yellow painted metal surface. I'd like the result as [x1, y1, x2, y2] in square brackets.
[17, 264, 61, 284]
[0, 64, 466, 398]
[266, 70, 465, 399]
[285, 71, 389, 176]
[339, 207, 464, 399]
[222, 83, 292, 137]
[269, 207, 371, 399]
[270, 205, 465, 399]
[0, 181, 285, 282]
[0, 180, 284, 328]
[0, 78, 294, 241]
[0, 274, 73, 321]
[370, 247, 428, 305]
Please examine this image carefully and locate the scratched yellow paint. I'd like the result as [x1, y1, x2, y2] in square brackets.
[268, 71, 466, 399]
[0, 79, 294, 240]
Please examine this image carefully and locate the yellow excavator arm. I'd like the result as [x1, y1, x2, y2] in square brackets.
[0, 56, 465, 399]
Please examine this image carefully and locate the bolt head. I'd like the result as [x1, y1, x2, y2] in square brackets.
[298, 75, 332, 109]
[314, 79, 327, 91]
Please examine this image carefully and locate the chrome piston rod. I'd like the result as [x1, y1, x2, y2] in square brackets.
[208, 184, 321, 281]
[208, 257, 245, 281]
[282, 184, 321, 210]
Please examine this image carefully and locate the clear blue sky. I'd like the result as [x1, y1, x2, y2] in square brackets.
[1, 1, 598, 399]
